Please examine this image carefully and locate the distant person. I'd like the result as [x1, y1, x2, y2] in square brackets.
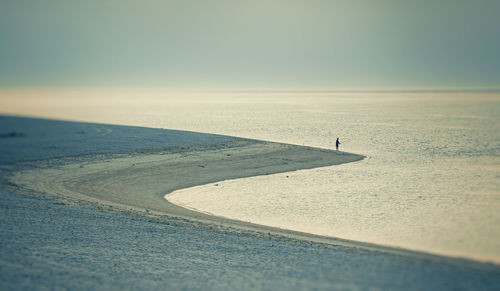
[336, 138, 341, 150]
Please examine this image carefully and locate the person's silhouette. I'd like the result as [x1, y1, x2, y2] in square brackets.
[336, 138, 341, 150]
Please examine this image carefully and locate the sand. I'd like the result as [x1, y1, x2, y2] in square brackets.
[10, 132, 369, 248]
[2, 115, 500, 289]
[4, 116, 495, 264]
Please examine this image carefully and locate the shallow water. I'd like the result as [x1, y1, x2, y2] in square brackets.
[2, 91, 499, 262]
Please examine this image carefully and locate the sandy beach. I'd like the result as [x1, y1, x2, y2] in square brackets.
[10, 135, 367, 243]
[1, 115, 500, 289]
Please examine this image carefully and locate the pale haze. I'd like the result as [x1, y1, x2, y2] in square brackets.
[1, 0, 499, 90]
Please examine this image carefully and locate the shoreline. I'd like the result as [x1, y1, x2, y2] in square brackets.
[9, 141, 365, 236]
[7, 140, 499, 270]
[1, 115, 499, 271]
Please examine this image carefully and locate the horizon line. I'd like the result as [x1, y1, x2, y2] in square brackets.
[1, 87, 500, 94]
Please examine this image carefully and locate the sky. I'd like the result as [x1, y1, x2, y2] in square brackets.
[0, 0, 499, 90]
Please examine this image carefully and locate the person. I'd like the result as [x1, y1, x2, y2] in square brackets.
[336, 137, 340, 150]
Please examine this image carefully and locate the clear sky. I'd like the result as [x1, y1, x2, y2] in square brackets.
[0, 0, 499, 90]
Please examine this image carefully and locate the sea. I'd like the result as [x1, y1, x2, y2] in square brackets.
[2, 91, 499, 263]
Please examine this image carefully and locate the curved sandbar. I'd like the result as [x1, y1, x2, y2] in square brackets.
[4, 115, 366, 247]
[4, 115, 499, 272]
[8, 133, 500, 270]
[11, 139, 364, 234]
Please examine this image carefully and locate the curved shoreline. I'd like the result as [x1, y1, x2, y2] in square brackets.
[10, 140, 365, 233]
[8, 141, 500, 271]
[2, 115, 498, 271]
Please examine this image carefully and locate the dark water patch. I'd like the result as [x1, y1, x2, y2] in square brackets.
[0, 115, 237, 164]
[0, 132, 24, 138]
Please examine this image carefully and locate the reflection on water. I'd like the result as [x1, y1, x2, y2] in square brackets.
[2, 91, 499, 262]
